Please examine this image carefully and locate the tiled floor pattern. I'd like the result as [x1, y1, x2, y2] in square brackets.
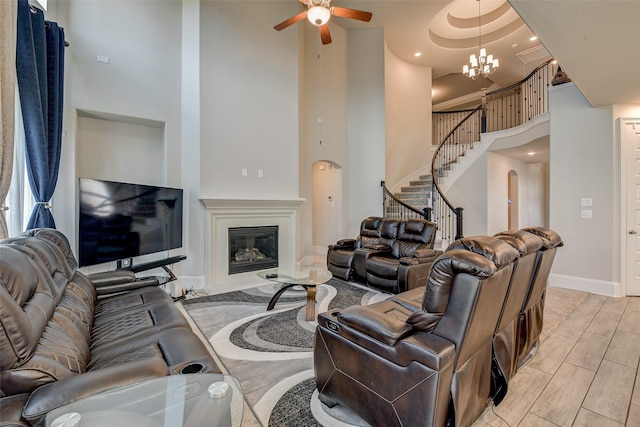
[475, 287, 640, 427]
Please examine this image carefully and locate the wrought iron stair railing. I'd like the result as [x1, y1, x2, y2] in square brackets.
[431, 106, 482, 242]
[381, 181, 431, 221]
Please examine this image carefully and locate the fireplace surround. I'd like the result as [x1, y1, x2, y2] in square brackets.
[201, 198, 304, 294]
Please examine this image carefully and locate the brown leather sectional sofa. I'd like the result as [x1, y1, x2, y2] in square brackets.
[315, 227, 563, 427]
[327, 217, 441, 294]
[0, 229, 219, 426]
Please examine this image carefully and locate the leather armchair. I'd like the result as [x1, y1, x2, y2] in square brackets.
[351, 218, 400, 283]
[515, 227, 564, 369]
[364, 218, 439, 293]
[326, 216, 383, 281]
[490, 229, 543, 404]
[315, 235, 520, 427]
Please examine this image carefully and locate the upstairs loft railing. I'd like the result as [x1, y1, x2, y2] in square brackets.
[429, 59, 556, 243]
[381, 181, 431, 221]
[484, 59, 555, 132]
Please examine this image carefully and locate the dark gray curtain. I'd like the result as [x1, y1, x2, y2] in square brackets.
[16, 0, 65, 230]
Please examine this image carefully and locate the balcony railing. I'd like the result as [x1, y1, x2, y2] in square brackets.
[428, 59, 555, 243]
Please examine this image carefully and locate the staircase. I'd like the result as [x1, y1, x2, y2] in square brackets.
[393, 174, 432, 212]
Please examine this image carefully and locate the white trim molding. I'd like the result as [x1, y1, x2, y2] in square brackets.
[201, 198, 305, 294]
[550, 273, 621, 297]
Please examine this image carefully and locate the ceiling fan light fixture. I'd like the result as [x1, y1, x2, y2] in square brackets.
[307, 6, 330, 26]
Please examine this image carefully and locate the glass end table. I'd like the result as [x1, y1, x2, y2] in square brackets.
[44, 374, 243, 427]
[257, 266, 332, 320]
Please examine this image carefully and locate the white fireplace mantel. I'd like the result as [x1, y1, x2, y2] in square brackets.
[201, 198, 305, 294]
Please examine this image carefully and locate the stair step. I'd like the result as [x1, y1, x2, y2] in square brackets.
[401, 185, 430, 193]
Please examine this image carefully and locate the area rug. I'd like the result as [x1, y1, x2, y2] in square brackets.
[182, 278, 389, 426]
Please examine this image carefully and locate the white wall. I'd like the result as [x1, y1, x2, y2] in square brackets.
[384, 45, 432, 190]
[54, 0, 184, 264]
[199, 1, 300, 200]
[181, 0, 204, 288]
[486, 152, 547, 234]
[300, 23, 349, 261]
[448, 154, 488, 237]
[347, 29, 386, 237]
[548, 83, 616, 293]
[76, 115, 165, 185]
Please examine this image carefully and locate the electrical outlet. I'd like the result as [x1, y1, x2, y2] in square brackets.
[581, 198, 592, 207]
[581, 209, 592, 219]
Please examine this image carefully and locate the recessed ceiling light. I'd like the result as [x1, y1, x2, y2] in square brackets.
[527, 152, 535, 156]
[414, 52, 422, 57]
[530, 36, 538, 41]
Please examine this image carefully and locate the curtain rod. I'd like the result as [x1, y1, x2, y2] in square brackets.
[30, 4, 70, 47]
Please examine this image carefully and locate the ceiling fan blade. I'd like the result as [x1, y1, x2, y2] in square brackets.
[331, 6, 372, 22]
[274, 11, 308, 31]
[319, 23, 332, 45]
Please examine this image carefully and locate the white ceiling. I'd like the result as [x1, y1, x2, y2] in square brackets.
[330, 0, 640, 107]
[509, 0, 640, 108]
[275, 0, 639, 162]
[332, 0, 550, 106]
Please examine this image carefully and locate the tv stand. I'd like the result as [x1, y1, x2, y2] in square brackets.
[118, 255, 187, 285]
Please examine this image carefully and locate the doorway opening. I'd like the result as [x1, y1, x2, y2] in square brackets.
[312, 161, 343, 262]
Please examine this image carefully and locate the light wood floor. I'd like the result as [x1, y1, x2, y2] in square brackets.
[475, 286, 640, 427]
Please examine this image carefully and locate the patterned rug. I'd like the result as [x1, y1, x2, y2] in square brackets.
[182, 278, 389, 426]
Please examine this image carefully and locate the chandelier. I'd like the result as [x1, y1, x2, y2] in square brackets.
[463, 0, 499, 79]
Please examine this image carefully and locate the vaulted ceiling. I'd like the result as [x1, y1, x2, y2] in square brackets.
[332, 0, 640, 108]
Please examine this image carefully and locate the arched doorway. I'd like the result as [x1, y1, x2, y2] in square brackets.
[508, 170, 519, 230]
[312, 161, 343, 261]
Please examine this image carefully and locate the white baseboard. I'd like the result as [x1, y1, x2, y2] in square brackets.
[177, 275, 206, 292]
[549, 273, 621, 297]
[313, 245, 328, 256]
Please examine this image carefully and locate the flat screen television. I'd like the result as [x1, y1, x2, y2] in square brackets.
[78, 178, 183, 267]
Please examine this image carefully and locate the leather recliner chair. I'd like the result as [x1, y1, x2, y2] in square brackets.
[515, 227, 564, 369]
[363, 218, 439, 294]
[314, 235, 520, 427]
[490, 229, 544, 403]
[326, 217, 384, 281]
[351, 218, 401, 284]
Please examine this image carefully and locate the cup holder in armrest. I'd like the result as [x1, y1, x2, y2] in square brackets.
[179, 362, 205, 374]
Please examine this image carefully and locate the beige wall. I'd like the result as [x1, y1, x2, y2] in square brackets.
[384, 45, 432, 191]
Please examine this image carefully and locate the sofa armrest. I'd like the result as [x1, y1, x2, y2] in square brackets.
[317, 309, 455, 371]
[89, 270, 160, 296]
[337, 303, 414, 345]
[399, 249, 442, 265]
[363, 243, 391, 252]
[22, 358, 169, 423]
[336, 238, 356, 247]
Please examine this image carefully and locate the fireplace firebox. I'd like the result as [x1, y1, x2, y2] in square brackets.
[228, 226, 278, 275]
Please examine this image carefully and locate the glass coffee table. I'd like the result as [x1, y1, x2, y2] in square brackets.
[257, 266, 332, 320]
[44, 374, 243, 427]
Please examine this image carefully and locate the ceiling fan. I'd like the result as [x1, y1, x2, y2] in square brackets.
[274, 0, 373, 45]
